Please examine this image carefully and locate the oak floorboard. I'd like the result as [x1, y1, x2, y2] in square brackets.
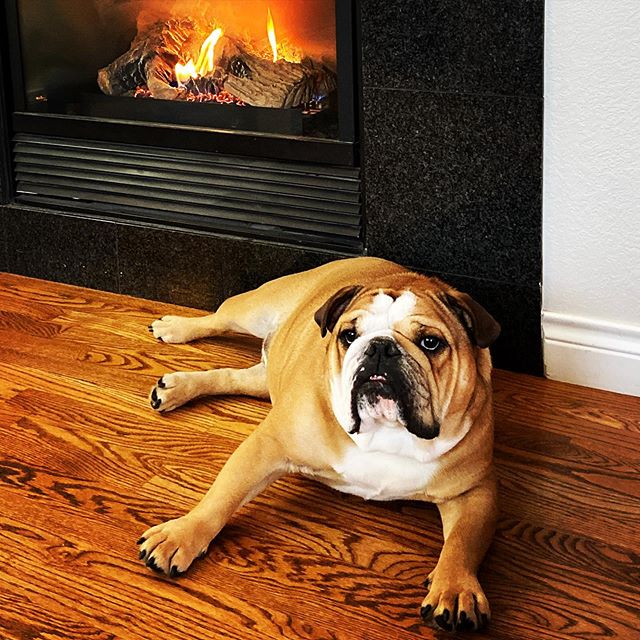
[1, 273, 639, 639]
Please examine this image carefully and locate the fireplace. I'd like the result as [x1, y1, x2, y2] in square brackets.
[4, 0, 361, 250]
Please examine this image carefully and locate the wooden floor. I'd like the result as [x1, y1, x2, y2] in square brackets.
[1, 273, 639, 640]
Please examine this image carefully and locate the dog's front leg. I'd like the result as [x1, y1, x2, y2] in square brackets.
[421, 474, 498, 632]
[137, 417, 288, 577]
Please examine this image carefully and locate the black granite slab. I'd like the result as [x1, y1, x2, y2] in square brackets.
[4, 206, 119, 292]
[117, 224, 341, 311]
[362, 88, 542, 286]
[360, 0, 544, 97]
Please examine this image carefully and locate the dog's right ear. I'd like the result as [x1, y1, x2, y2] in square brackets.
[314, 285, 363, 338]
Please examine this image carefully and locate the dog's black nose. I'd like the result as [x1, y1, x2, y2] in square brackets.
[364, 338, 401, 359]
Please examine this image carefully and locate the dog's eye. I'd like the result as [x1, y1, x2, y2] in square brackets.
[419, 335, 445, 353]
[339, 329, 358, 345]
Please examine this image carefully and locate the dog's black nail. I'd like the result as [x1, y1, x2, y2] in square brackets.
[139, 549, 146, 560]
[157, 378, 166, 388]
[434, 614, 452, 632]
[151, 388, 158, 402]
[420, 604, 432, 620]
[136, 537, 146, 545]
[147, 558, 162, 573]
[456, 610, 474, 631]
[442, 609, 450, 623]
[170, 565, 182, 578]
[422, 577, 431, 588]
[151, 398, 161, 410]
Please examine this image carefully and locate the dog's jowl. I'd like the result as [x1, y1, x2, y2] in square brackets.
[139, 257, 500, 632]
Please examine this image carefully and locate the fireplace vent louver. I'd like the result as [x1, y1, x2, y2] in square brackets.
[12, 134, 361, 251]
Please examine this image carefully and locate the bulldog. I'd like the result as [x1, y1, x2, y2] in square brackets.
[138, 257, 500, 632]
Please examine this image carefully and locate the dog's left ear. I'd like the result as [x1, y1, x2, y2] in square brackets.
[314, 285, 363, 338]
[444, 292, 501, 348]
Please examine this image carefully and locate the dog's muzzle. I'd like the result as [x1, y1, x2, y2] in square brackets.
[350, 337, 405, 432]
[350, 337, 440, 440]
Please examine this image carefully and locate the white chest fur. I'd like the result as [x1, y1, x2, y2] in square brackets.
[328, 446, 439, 501]
[297, 425, 461, 502]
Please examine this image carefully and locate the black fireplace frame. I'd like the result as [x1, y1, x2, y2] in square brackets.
[1, 0, 364, 253]
[4, 0, 359, 166]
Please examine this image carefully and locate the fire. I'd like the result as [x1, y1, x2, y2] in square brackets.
[174, 11, 287, 87]
[195, 27, 223, 75]
[174, 27, 223, 86]
[175, 61, 197, 85]
[267, 8, 278, 62]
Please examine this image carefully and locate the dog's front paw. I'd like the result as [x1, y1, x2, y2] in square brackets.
[137, 515, 213, 577]
[150, 373, 199, 412]
[420, 572, 490, 632]
[148, 315, 202, 344]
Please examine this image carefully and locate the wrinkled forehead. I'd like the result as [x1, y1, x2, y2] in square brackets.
[353, 290, 429, 334]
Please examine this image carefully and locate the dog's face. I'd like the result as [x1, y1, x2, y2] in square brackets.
[314, 275, 500, 453]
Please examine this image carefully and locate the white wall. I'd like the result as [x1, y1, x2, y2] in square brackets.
[543, 0, 640, 396]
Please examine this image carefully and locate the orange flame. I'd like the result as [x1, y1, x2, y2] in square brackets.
[267, 8, 278, 62]
[175, 60, 197, 85]
[175, 27, 223, 85]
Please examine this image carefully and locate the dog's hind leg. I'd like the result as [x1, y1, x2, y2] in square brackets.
[148, 285, 294, 344]
[149, 362, 269, 412]
[149, 262, 357, 344]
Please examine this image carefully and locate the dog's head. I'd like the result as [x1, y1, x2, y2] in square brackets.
[314, 273, 500, 454]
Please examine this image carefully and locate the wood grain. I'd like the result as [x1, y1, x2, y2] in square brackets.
[0, 272, 639, 639]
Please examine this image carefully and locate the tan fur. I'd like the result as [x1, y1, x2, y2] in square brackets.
[141, 257, 498, 632]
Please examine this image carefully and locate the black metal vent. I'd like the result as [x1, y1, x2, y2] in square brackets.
[13, 134, 362, 251]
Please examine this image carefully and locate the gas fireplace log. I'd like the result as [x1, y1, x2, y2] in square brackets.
[97, 18, 199, 98]
[98, 22, 337, 108]
[214, 36, 336, 109]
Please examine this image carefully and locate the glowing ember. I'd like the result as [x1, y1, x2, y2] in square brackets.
[267, 8, 278, 62]
[174, 27, 223, 86]
[185, 90, 245, 105]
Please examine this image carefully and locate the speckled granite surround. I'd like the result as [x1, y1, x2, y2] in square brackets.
[1, 206, 341, 309]
[360, 0, 543, 97]
[0, 0, 544, 374]
[362, 91, 542, 285]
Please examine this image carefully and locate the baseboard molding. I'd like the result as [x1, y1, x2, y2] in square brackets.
[542, 311, 640, 396]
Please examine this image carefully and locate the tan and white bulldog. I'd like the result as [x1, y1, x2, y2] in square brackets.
[138, 257, 500, 632]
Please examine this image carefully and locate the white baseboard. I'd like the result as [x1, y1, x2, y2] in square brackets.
[542, 311, 640, 397]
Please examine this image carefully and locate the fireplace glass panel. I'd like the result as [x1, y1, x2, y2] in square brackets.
[13, 0, 342, 139]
